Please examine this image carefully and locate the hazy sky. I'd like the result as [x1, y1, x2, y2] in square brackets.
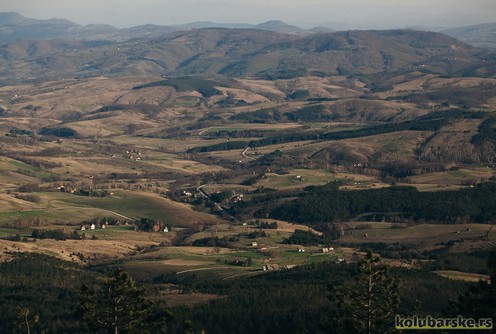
[2, 0, 495, 30]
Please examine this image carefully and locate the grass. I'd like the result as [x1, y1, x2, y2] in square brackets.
[0, 228, 31, 238]
[50, 191, 217, 226]
[118, 243, 349, 280]
[339, 222, 494, 253]
[255, 169, 337, 189]
[433, 270, 490, 282]
[9, 160, 35, 170]
[405, 167, 494, 188]
[169, 96, 201, 107]
[2, 74, 496, 285]
[200, 123, 303, 134]
[0, 190, 224, 228]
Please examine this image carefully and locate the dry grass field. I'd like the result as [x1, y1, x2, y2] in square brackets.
[433, 270, 491, 282]
[405, 167, 495, 189]
[338, 222, 494, 252]
[0, 71, 495, 281]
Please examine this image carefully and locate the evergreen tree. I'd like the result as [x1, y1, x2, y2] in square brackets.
[328, 251, 400, 333]
[80, 269, 153, 334]
[455, 251, 496, 324]
[16, 307, 39, 334]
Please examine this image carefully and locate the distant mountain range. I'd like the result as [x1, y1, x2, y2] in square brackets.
[0, 12, 495, 85]
[1, 12, 494, 49]
[0, 12, 313, 44]
[443, 23, 496, 49]
[1, 27, 494, 85]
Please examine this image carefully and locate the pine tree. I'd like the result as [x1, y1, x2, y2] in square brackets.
[456, 251, 496, 324]
[79, 269, 153, 334]
[16, 307, 39, 334]
[328, 251, 400, 333]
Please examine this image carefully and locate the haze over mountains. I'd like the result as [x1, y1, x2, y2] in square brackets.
[0, 12, 495, 48]
[0, 12, 495, 86]
[0, 12, 312, 43]
[1, 9, 496, 334]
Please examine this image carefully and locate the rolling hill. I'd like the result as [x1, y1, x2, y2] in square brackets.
[0, 26, 494, 85]
[443, 23, 496, 49]
[0, 12, 313, 45]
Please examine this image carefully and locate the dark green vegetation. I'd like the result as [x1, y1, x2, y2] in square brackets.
[1, 11, 496, 334]
[0, 253, 97, 333]
[39, 126, 79, 138]
[133, 77, 225, 98]
[188, 117, 450, 153]
[1, 252, 491, 334]
[263, 182, 496, 224]
[329, 251, 400, 334]
[80, 269, 169, 334]
[2, 22, 496, 83]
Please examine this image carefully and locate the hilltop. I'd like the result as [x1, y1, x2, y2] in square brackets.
[1, 27, 494, 85]
[0, 12, 495, 334]
[0, 12, 312, 44]
[443, 23, 496, 49]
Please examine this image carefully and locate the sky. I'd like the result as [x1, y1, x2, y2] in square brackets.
[1, 0, 495, 30]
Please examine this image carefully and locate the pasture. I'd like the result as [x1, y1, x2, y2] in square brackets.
[338, 222, 494, 252]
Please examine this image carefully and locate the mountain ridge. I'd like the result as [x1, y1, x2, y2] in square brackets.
[1, 27, 493, 84]
[0, 12, 314, 44]
[2, 11, 495, 48]
[443, 23, 496, 49]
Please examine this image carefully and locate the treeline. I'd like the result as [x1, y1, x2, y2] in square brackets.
[0, 253, 97, 333]
[6, 128, 34, 136]
[230, 108, 281, 123]
[188, 118, 448, 153]
[164, 260, 472, 333]
[132, 77, 224, 97]
[265, 182, 496, 224]
[39, 126, 78, 138]
[31, 229, 81, 240]
[0, 252, 487, 334]
[189, 140, 249, 152]
[192, 235, 239, 247]
[205, 129, 274, 138]
[286, 104, 333, 122]
[282, 229, 325, 246]
[472, 117, 496, 145]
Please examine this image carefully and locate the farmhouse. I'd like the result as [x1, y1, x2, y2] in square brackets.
[262, 264, 279, 271]
[230, 195, 243, 203]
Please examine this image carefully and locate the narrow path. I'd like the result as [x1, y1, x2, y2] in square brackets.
[198, 127, 213, 136]
[242, 146, 256, 160]
[222, 271, 262, 280]
[176, 266, 228, 275]
[97, 209, 135, 221]
[197, 184, 239, 222]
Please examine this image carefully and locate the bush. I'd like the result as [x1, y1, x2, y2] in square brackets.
[39, 127, 78, 138]
[17, 183, 40, 193]
[283, 229, 322, 246]
[31, 229, 74, 241]
[259, 221, 278, 229]
[15, 193, 40, 203]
